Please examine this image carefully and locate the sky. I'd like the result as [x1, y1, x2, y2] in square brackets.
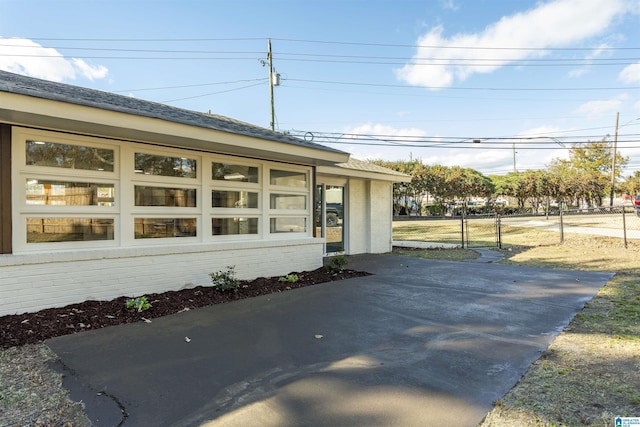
[1, 0, 639, 176]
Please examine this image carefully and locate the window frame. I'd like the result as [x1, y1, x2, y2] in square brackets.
[126, 145, 202, 245]
[208, 156, 263, 240]
[12, 128, 315, 251]
[13, 128, 120, 251]
[267, 165, 311, 236]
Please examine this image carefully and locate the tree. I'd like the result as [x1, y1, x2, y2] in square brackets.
[548, 138, 628, 206]
[621, 172, 640, 196]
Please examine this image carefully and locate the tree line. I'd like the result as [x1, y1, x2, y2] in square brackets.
[372, 139, 640, 216]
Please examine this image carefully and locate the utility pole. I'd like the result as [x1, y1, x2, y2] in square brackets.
[268, 39, 275, 131]
[512, 142, 516, 172]
[609, 112, 619, 206]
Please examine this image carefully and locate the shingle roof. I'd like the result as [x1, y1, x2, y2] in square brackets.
[0, 70, 346, 155]
[336, 157, 410, 177]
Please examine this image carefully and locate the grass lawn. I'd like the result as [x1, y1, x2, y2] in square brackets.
[393, 226, 640, 426]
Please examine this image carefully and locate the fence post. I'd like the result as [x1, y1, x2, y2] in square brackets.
[496, 214, 502, 249]
[559, 203, 564, 244]
[622, 206, 628, 249]
[460, 210, 465, 248]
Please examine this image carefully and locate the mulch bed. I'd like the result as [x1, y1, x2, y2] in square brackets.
[1, 267, 370, 349]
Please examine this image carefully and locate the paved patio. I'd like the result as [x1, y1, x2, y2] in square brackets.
[47, 254, 612, 426]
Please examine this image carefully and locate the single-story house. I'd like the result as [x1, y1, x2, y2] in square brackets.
[0, 70, 410, 316]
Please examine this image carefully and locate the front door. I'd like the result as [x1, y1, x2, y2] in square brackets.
[315, 184, 345, 254]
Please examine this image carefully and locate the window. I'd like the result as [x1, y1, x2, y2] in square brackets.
[212, 218, 258, 235]
[212, 190, 258, 209]
[270, 217, 307, 233]
[27, 218, 114, 243]
[135, 186, 197, 207]
[134, 218, 197, 239]
[268, 168, 310, 235]
[26, 179, 115, 206]
[210, 159, 261, 238]
[212, 162, 259, 183]
[270, 169, 307, 188]
[270, 194, 306, 210]
[26, 140, 114, 172]
[15, 128, 315, 251]
[17, 130, 119, 251]
[134, 153, 196, 178]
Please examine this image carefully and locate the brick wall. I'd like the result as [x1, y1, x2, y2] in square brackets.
[0, 239, 323, 315]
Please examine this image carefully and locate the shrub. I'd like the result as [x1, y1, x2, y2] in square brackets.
[209, 266, 240, 292]
[278, 274, 299, 283]
[329, 254, 348, 271]
[125, 296, 151, 312]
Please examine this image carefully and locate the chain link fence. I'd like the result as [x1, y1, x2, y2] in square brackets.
[393, 206, 640, 249]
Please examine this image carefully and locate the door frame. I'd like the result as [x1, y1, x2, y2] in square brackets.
[315, 178, 347, 255]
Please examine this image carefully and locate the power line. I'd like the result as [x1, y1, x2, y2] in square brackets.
[17, 36, 640, 51]
[161, 81, 266, 103]
[112, 78, 268, 93]
[270, 37, 640, 52]
[287, 129, 640, 148]
[4, 51, 636, 67]
[287, 78, 640, 91]
[3, 43, 638, 65]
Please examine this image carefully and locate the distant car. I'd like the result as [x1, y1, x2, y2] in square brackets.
[325, 203, 343, 227]
[316, 203, 343, 227]
[634, 195, 640, 214]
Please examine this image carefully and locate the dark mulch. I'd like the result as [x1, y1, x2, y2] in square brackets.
[1, 267, 370, 349]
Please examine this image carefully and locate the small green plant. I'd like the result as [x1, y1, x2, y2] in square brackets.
[278, 273, 299, 283]
[125, 296, 151, 312]
[328, 254, 348, 271]
[209, 265, 240, 292]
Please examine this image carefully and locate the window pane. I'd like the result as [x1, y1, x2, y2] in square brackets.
[212, 218, 258, 235]
[27, 218, 114, 243]
[270, 194, 306, 210]
[212, 191, 258, 208]
[134, 153, 197, 178]
[134, 186, 196, 207]
[26, 140, 114, 172]
[26, 179, 115, 206]
[270, 217, 307, 233]
[212, 163, 259, 183]
[270, 170, 307, 188]
[134, 218, 197, 239]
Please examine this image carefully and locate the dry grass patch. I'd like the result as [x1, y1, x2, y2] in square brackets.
[0, 344, 90, 426]
[483, 233, 640, 426]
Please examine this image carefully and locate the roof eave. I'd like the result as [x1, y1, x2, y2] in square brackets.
[317, 164, 412, 182]
[0, 92, 349, 166]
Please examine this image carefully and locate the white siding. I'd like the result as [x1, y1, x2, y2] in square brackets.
[369, 180, 393, 253]
[345, 178, 393, 255]
[346, 178, 368, 254]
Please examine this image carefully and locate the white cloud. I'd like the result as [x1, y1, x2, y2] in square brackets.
[618, 62, 640, 83]
[396, 0, 633, 88]
[343, 123, 428, 147]
[71, 58, 108, 81]
[440, 0, 459, 11]
[576, 94, 630, 116]
[333, 123, 431, 161]
[0, 37, 108, 82]
[568, 43, 613, 78]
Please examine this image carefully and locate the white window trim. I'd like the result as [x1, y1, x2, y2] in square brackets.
[266, 165, 312, 237]
[12, 127, 315, 252]
[13, 128, 121, 252]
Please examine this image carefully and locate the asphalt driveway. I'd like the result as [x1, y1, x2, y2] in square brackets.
[47, 254, 612, 426]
